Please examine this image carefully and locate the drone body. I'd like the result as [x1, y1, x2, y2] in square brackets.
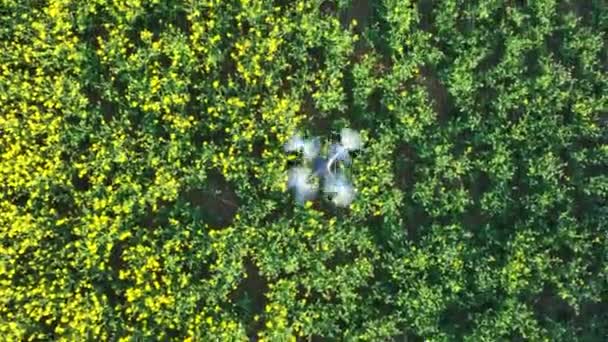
[284, 129, 362, 207]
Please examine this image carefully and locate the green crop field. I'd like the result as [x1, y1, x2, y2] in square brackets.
[1, 0, 607, 340]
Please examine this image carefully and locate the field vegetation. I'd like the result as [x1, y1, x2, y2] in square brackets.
[1, 0, 607, 340]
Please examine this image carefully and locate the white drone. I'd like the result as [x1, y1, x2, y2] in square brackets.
[284, 128, 362, 207]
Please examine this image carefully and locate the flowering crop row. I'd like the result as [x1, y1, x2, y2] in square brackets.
[1, 0, 607, 340]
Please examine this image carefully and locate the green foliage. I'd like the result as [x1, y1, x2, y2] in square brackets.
[1, 0, 607, 340]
